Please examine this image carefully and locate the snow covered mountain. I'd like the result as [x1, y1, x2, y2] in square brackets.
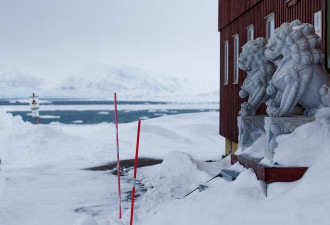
[0, 65, 218, 101]
[57, 65, 189, 99]
[0, 69, 42, 90]
[0, 69, 43, 98]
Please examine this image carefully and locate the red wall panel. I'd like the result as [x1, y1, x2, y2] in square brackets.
[219, 0, 262, 31]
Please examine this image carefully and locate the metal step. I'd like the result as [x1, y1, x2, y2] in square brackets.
[221, 169, 240, 181]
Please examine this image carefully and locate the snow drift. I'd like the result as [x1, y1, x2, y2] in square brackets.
[135, 108, 330, 225]
[0, 109, 99, 169]
[273, 107, 330, 166]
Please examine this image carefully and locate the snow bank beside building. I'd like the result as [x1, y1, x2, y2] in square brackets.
[273, 107, 330, 167]
[133, 108, 330, 225]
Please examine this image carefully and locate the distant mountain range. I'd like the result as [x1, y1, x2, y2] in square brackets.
[0, 69, 42, 89]
[58, 65, 188, 99]
[0, 65, 218, 101]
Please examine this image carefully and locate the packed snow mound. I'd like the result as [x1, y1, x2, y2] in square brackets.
[0, 109, 27, 129]
[0, 69, 42, 89]
[142, 167, 266, 225]
[57, 65, 189, 99]
[0, 110, 98, 168]
[118, 151, 215, 223]
[158, 151, 210, 180]
[273, 107, 330, 167]
[0, 110, 28, 149]
[73, 215, 98, 225]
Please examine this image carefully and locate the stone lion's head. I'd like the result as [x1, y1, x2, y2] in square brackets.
[238, 37, 266, 72]
[238, 37, 273, 73]
[265, 19, 324, 65]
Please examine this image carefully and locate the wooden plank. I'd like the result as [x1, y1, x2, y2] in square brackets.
[231, 154, 308, 183]
[265, 167, 308, 183]
[231, 154, 266, 181]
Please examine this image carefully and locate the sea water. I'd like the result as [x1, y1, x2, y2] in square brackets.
[2, 100, 218, 124]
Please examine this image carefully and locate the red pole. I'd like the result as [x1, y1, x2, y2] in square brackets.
[130, 120, 141, 225]
[114, 92, 122, 219]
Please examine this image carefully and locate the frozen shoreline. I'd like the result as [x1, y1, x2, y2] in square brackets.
[2, 102, 219, 112]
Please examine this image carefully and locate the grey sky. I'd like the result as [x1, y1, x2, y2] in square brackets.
[0, 0, 219, 86]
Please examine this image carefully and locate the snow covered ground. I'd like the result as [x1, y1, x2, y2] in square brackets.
[0, 108, 330, 225]
[0, 110, 225, 225]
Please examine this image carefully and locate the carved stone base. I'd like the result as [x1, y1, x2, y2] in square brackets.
[238, 116, 265, 151]
[264, 116, 315, 162]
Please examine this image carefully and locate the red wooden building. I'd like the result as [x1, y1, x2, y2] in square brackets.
[218, 0, 330, 155]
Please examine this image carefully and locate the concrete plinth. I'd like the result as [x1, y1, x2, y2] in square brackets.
[264, 116, 315, 162]
[238, 116, 265, 151]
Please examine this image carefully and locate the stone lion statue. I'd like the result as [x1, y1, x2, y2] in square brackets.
[238, 37, 276, 116]
[265, 20, 330, 116]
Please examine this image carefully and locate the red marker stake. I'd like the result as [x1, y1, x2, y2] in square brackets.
[130, 120, 141, 225]
[114, 92, 122, 219]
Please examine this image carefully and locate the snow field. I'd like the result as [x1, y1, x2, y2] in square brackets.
[0, 110, 225, 225]
[1, 108, 329, 225]
[54, 112, 225, 162]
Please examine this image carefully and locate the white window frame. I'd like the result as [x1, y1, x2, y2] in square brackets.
[246, 25, 254, 41]
[233, 34, 239, 84]
[224, 41, 229, 85]
[266, 13, 275, 39]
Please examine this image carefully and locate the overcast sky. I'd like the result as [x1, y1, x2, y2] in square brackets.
[0, 0, 219, 86]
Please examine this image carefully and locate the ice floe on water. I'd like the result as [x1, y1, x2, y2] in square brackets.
[97, 111, 110, 115]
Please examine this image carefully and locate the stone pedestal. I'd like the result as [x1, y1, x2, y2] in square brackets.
[264, 116, 315, 162]
[238, 116, 265, 151]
